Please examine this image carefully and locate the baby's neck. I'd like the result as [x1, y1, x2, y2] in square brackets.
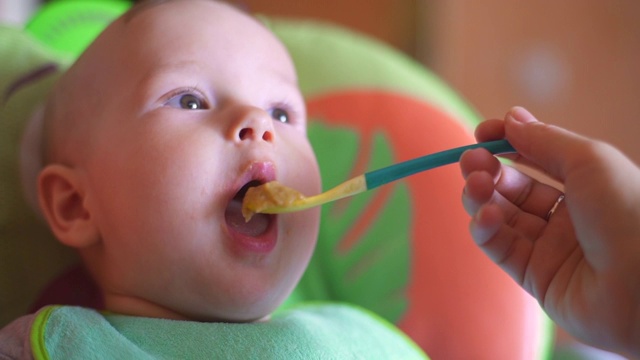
[103, 294, 190, 321]
[102, 293, 273, 323]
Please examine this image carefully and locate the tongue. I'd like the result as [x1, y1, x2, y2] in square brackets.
[225, 199, 270, 237]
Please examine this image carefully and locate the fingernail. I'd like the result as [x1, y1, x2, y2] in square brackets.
[508, 106, 537, 124]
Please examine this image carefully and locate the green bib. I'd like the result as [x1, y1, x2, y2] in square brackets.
[32, 303, 428, 359]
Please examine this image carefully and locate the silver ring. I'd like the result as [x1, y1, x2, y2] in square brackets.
[545, 194, 565, 221]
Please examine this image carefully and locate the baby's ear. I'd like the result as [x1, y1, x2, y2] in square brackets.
[37, 164, 99, 248]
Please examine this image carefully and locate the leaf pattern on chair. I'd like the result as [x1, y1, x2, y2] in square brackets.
[291, 120, 412, 324]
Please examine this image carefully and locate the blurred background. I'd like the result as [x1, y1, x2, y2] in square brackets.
[1, 0, 637, 358]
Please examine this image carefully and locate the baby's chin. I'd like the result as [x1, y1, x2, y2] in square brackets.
[183, 300, 282, 323]
[103, 292, 280, 323]
[173, 279, 298, 323]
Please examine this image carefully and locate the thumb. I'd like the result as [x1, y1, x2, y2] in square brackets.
[504, 106, 592, 182]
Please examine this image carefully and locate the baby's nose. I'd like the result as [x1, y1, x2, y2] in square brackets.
[228, 106, 275, 144]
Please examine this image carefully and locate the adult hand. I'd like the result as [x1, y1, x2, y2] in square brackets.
[459, 106, 640, 357]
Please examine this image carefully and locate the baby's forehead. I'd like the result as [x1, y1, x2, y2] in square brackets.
[109, 1, 278, 52]
[111, 2, 293, 71]
[60, 0, 297, 98]
[77, 2, 242, 63]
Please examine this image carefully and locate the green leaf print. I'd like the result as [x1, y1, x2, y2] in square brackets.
[282, 120, 412, 324]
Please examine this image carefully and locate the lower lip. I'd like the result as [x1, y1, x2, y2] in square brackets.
[225, 216, 278, 255]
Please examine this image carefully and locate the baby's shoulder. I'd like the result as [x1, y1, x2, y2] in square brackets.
[0, 312, 37, 359]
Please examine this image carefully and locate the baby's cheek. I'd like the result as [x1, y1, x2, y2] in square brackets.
[291, 206, 320, 250]
[278, 211, 318, 296]
[294, 151, 321, 193]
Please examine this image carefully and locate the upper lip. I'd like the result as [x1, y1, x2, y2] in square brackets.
[230, 160, 276, 202]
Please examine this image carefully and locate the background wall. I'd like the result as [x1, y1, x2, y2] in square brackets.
[425, 1, 640, 165]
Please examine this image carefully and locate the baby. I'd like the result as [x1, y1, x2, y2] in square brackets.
[0, 0, 425, 357]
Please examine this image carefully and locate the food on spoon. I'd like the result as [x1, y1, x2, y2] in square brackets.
[242, 181, 305, 222]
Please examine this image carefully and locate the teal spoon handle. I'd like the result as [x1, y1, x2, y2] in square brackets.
[364, 139, 515, 189]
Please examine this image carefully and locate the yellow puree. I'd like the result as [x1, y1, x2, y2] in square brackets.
[241, 181, 305, 222]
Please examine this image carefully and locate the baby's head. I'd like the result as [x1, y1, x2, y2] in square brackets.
[37, 0, 321, 322]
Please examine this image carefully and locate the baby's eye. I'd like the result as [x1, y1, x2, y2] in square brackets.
[165, 92, 208, 110]
[270, 107, 290, 123]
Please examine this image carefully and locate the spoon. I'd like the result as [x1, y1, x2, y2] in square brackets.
[242, 139, 515, 221]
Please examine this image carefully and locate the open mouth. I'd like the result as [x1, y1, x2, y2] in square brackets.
[225, 180, 273, 238]
[236, 180, 262, 201]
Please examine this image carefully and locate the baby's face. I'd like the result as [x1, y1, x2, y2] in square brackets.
[70, 0, 320, 321]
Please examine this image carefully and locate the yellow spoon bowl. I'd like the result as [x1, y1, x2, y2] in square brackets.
[242, 175, 366, 221]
